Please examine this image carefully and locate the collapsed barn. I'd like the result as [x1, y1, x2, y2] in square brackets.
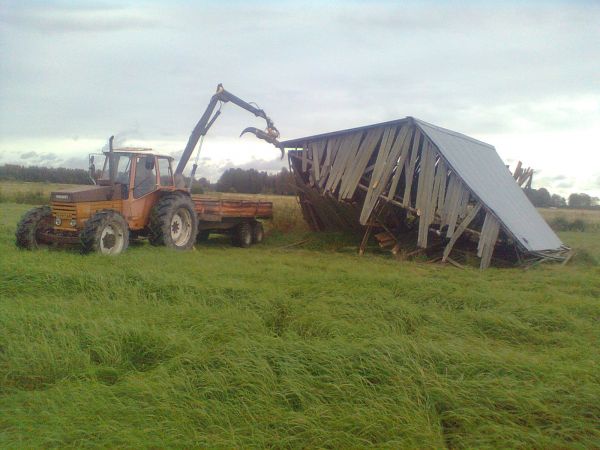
[282, 117, 569, 269]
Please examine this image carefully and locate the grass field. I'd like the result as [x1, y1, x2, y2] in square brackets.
[1, 183, 599, 448]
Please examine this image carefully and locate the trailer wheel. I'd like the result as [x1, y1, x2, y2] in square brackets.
[149, 193, 198, 250]
[196, 230, 210, 243]
[80, 210, 129, 255]
[232, 222, 252, 248]
[15, 206, 53, 250]
[252, 221, 264, 244]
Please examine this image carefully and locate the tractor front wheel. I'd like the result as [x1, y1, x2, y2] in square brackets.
[15, 205, 53, 250]
[149, 193, 198, 250]
[80, 210, 129, 255]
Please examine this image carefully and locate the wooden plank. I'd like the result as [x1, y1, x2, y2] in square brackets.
[478, 212, 501, 270]
[301, 143, 308, 172]
[336, 131, 365, 196]
[312, 140, 326, 183]
[437, 161, 447, 214]
[430, 157, 445, 215]
[326, 132, 363, 194]
[310, 142, 319, 183]
[442, 203, 482, 262]
[416, 140, 437, 248]
[358, 222, 374, 256]
[444, 175, 466, 237]
[359, 125, 406, 223]
[386, 125, 413, 200]
[324, 136, 348, 192]
[458, 188, 471, 219]
[402, 127, 421, 207]
[513, 161, 522, 180]
[340, 127, 384, 200]
[446, 256, 465, 269]
[318, 137, 336, 188]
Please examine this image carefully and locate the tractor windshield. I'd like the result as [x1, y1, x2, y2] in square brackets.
[99, 154, 132, 184]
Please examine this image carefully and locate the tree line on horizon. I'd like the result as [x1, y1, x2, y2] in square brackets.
[0, 163, 597, 207]
[523, 187, 599, 209]
[0, 164, 297, 196]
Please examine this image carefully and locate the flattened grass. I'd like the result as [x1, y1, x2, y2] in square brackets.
[0, 202, 599, 448]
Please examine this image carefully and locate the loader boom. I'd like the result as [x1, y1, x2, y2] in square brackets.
[175, 84, 281, 176]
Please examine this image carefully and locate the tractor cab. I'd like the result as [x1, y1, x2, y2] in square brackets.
[92, 148, 176, 196]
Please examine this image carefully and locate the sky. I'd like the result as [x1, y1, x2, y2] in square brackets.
[0, 0, 599, 197]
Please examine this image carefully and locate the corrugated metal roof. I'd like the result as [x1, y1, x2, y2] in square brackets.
[413, 118, 563, 252]
[282, 116, 564, 253]
[280, 118, 411, 147]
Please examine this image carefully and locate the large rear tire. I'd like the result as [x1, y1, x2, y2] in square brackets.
[149, 193, 198, 250]
[80, 210, 129, 255]
[232, 222, 252, 248]
[15, 206, 53, 250]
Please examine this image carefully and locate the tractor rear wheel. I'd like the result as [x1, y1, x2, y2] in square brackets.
[232, 222, 252, 248]
[15, 205, 53, 250]
[149, 193, 198, 250]
[80, 210, 129, 255]
[252, 221, 264, 244]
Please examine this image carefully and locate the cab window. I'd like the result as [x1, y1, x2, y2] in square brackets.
[158, 157, 174, 186]
[133, 156, 157, 198]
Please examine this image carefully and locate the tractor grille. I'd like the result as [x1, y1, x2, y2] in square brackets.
[50, 202, 77, 229]
[51, 202, 76, 221]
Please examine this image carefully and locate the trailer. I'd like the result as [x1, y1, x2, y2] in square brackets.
[192, 196, 272, 247]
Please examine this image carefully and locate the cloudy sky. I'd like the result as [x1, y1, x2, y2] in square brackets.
[1, 0, 599, 197]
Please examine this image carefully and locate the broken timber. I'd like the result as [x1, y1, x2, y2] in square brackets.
[283, 117, 569, 269]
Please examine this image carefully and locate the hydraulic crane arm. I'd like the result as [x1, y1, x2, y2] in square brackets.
[175, 84, 282, 176]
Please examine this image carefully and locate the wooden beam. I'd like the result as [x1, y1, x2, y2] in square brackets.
[442, 203, 482, 262]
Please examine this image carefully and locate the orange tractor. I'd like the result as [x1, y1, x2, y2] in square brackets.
[15, 84, 282, 255]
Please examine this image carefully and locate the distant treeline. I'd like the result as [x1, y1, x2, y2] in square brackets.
[212, 168, 296, 195]
[0, 164, 297, 196]
[0, 164, 91, 184]
[524, 187, 599, 209]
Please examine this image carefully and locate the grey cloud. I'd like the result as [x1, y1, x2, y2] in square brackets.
[546, 174, 567, 182]
[556, 180, 575, 189]
[20, 151, 38, 159]
[238, 158, 287, 173]
[40, 152, 58, 161]
[60, 155, 89, 169]
[1, 5, 159, 33]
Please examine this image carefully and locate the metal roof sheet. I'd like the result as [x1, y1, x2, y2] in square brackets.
[413, 118, 563, 252]
[280, 118, 411, 147]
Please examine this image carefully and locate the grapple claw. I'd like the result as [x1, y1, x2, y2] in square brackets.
[240, 127, 284, 159]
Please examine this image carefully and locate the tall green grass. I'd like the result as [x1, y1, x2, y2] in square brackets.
[1, 202, 599, 448]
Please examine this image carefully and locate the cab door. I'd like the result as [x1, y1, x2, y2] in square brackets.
[127, 155, 160, 230]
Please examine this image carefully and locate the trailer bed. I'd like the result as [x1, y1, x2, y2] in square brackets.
[192, 195, 273, 222]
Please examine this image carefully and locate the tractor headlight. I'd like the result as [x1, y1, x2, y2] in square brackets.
[55, 217, 62, 226]
[69, 219, 77, 227]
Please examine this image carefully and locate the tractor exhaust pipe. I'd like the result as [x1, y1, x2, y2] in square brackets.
[108, 135, 116, 185]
